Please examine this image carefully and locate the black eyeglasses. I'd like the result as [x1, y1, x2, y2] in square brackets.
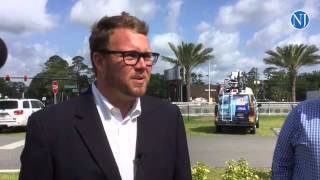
[98, 49, 159, 66]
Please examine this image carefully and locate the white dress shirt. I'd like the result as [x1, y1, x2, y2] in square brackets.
[92, 84, 141, 180]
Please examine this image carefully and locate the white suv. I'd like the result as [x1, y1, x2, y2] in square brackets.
[0, 99, 45, 130]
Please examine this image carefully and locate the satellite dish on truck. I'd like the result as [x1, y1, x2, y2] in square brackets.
[215, 71, 259, 134]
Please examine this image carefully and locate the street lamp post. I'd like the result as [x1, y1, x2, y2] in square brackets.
[208, 59, 211, 104]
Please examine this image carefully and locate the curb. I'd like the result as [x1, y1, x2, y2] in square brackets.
[272, 128, 281, 136]
[0, 169, 20, 173]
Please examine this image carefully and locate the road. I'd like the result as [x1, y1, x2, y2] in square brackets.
[0, 131, 277, 171]
[0, 133, 24, 171]
[188, 134, 277, 168]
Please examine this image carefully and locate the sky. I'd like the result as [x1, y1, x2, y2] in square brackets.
[0, 0, 320, 84]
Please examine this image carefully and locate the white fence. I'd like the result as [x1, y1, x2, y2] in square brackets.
[173, 102, 299, 117]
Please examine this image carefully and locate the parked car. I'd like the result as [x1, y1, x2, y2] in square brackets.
[0, 99, 45, 130]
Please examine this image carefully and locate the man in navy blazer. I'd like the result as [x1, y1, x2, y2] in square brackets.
[19, 12, 192, 180]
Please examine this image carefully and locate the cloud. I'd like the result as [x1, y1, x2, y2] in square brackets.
[151, 33, 182, 54]
[303, 0, 320, 19]
[70, 0, 158, 27]
[211, 0, 300, 80]
[245, 18, 294, 53]
[275, 32, 307, 47]
[244, 0, 320, 54]
[309, 34, 320, 47]
[150, 33, 182, 74]
[215, 0, 296, 31]
[0, 42, 56, 79]
[75, 36, 92, 67]
[194, 0, 320, 83]
[197, 27, 265, 83]
[165, 0, 183, 33]
[196, 21, 211, 34]
[0, 0, 56, 35]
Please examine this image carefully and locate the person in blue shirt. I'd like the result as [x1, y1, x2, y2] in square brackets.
[272, 99, 320, 179]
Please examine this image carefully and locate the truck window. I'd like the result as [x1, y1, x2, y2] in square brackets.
[0, 101, 18, 109]
[23, 101, 30, 108]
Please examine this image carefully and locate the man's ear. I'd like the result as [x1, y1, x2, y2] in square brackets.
[92, 52, 105, 73]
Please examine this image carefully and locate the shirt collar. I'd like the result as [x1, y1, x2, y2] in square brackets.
[91, 83, 141, 121]
[128, 97, 141, 120]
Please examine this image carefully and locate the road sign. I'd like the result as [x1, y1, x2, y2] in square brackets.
[52, 81, 58, 95]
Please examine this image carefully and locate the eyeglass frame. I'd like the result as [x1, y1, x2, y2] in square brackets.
[97, 49, 159, 66]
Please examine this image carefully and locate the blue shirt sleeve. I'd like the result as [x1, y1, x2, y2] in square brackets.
[272, 106, 301, 180]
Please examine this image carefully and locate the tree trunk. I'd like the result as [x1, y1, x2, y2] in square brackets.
[186, 69, 191, 102]
[289, 71, 297, 102]
[291, 75, 296, 102]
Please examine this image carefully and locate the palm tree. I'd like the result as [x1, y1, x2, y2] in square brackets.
[162, 42, 214, 101]
[263, 44, 320, 102]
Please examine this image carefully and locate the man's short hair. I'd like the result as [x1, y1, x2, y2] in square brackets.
[89, 12, 149, 74]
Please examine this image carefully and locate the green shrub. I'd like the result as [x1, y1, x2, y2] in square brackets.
[222, 158, 259, 180]
[192, 162, 211, 180]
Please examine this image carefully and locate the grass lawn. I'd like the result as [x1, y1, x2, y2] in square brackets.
[256, 116, 287, 136]
[0, 173, 19, 180]
[184, 115, 287, 137]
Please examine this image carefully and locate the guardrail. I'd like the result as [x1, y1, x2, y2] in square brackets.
[172, 102, 299, 117]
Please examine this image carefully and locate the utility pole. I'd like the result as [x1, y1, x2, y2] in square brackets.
[180, 66, 184, 102]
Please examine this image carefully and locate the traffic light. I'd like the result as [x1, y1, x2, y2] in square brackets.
[5, 74, 10, 81]
[24, 75, 28, 81]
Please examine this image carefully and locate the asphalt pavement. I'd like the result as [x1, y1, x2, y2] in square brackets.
[0, 133, 24, 171]
[188, 134, 277, 168]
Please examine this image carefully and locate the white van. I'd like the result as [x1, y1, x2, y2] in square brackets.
[0, 99, 45, 130]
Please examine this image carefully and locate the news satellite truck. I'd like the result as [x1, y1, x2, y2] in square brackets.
[214, 72, 260, 134]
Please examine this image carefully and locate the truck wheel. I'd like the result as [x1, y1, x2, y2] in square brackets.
[250, 125, 256, 134]
[216, 125, 222, 133]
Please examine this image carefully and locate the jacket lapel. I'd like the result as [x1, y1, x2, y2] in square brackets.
[74, 90, 121, 180]
[135, 97, 157, 180]
[135, 96, 152, 155]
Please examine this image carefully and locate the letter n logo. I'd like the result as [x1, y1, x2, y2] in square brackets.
[291, 11, 309, 30]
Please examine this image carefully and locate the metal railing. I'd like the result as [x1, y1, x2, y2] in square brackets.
[173, 102, 216, 116]
[173, 102, 299, 117]
[257, 102, 298, 116]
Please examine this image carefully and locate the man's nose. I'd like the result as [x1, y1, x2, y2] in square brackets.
[134, 56, 148, 69]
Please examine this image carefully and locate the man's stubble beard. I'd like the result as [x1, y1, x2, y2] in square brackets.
[104, 65, 150, 98]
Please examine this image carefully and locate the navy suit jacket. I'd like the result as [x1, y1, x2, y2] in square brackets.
[19, 90, 192, 180]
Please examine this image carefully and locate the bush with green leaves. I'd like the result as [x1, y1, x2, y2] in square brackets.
[222, 158, 259, 180]
[192, 162, 211, 180]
